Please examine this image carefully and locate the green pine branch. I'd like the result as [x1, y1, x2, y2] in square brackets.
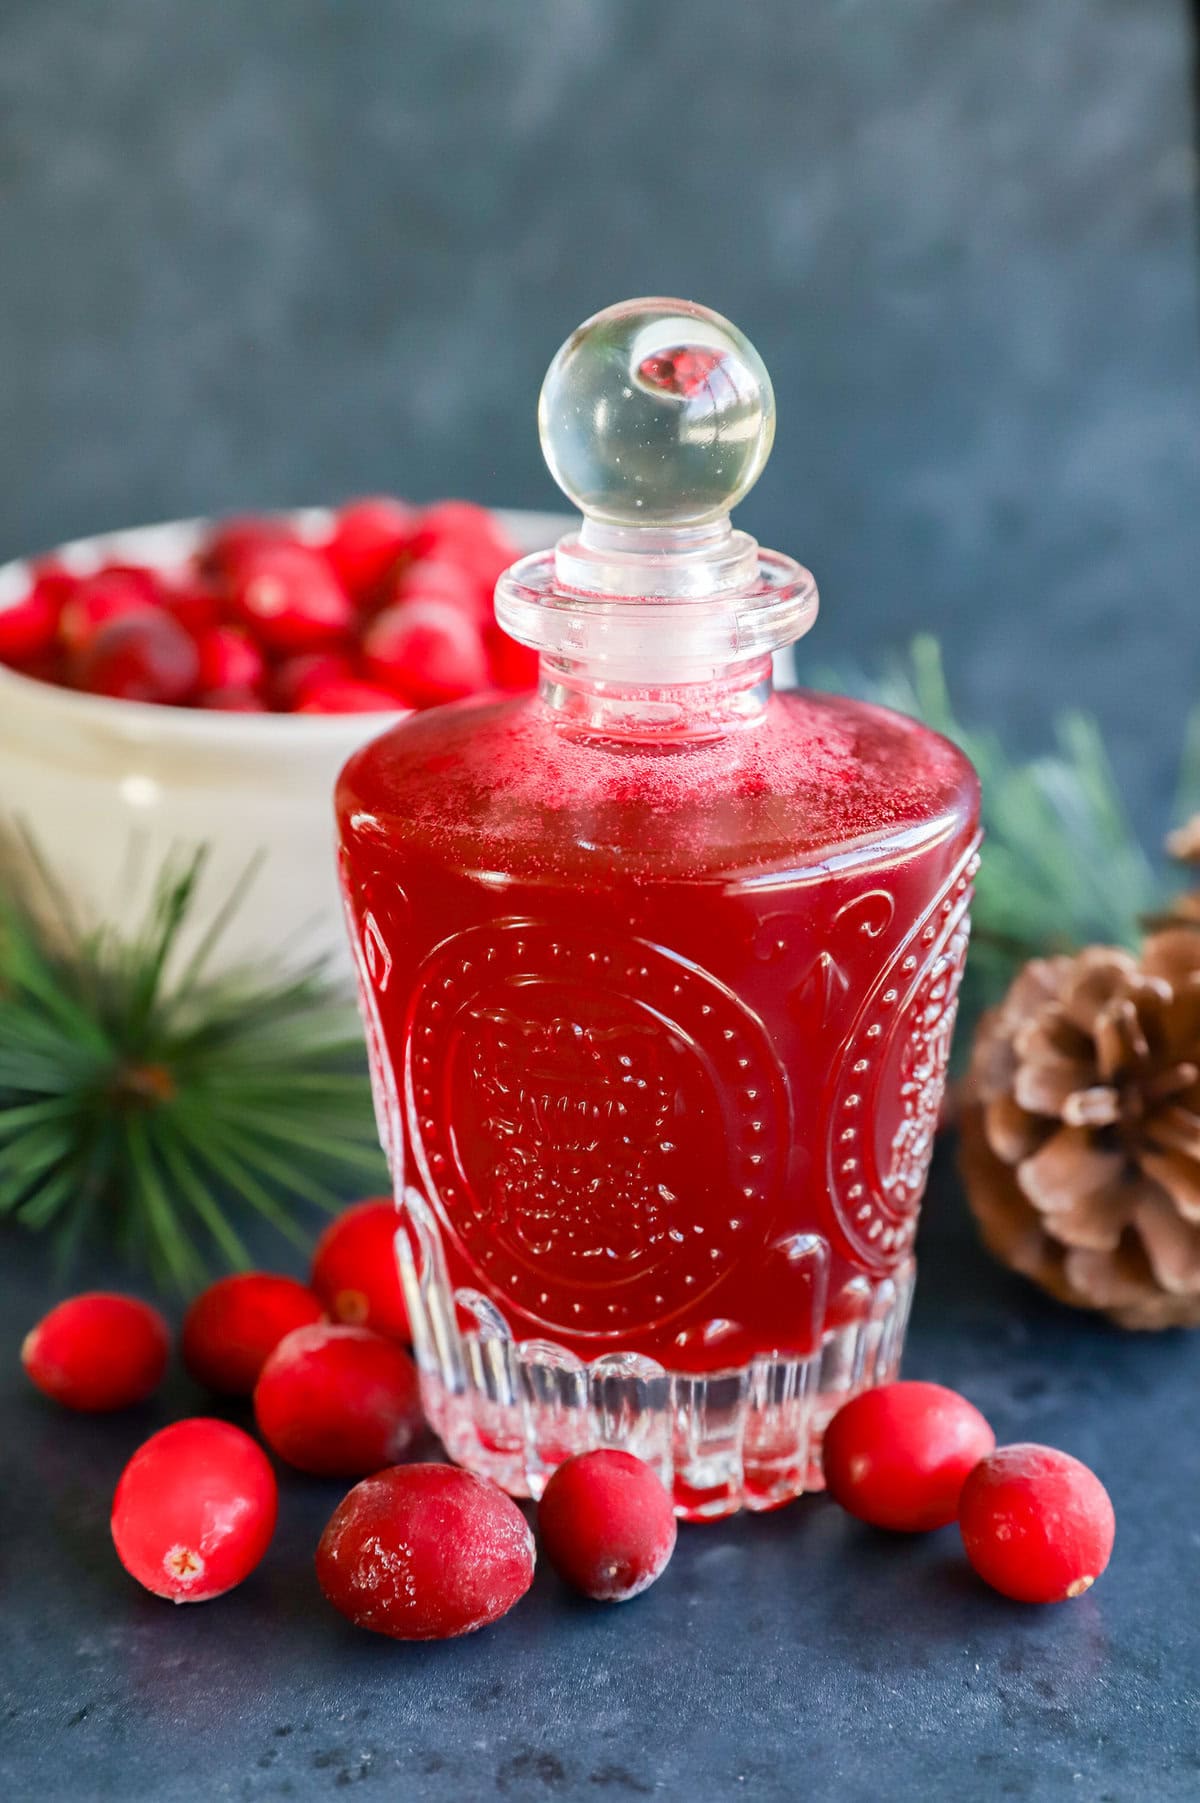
[0, 836, 387, 1289]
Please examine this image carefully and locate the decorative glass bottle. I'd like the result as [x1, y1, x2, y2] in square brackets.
[336, 299, 981, 1517]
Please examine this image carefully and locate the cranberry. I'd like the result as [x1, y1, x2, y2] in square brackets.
[59, 568, 159, 658]
[959, 1444, 1115, 1603]
[74, 610, 200, 704]
[195, 625, 265, 694]
[637, 346, 725, 399]
[294, 679, 408, 715]
[310, 1199, 410, 1340]
[160, 572, 224, 639]
[199, 515, 302, 583]
[325, 497, 416, 601]
[316, 1463, 535, 1639]
[271, 650, 356, 711]
[230, 542, 353, 654]
[253, 1322, 422, 1477]
[201, 685, 268, 711]
[822, 1381, 996, 1533]
[111, 1418, 277, 1602]
[538, 1450, 677, 1602]
[181, 1272, 324, 1397]
[393, 557, 488, 618]
[409, 501, 518, 589]
[362, 599, 490, 705]
[0, 564, 75, 666]
[486, 623, 539, 692]
[22, 1293, 169, 1412]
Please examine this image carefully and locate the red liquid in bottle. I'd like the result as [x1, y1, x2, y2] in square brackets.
[337, 683, 979, 1379]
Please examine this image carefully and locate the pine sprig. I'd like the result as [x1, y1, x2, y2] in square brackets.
[0, 839, 387, 1288]
[813, 636, 1187, 1039]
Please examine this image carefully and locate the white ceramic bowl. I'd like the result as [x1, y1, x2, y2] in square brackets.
[0, 509, 563, 983]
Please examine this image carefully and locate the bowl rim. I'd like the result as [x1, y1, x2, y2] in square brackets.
[0, 506, 565, 746]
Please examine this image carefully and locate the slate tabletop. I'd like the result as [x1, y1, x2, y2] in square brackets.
[1, 1148, 1196, 1803]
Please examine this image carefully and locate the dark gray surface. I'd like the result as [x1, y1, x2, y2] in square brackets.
[1, 1153, 1197, 1803]
[0, 1, 1198, 832]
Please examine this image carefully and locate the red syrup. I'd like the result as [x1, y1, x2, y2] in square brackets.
[336, 296, 982, 1513]
[336, 679, 979, 1376]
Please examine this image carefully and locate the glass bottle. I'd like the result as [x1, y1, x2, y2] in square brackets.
[336, 299, 980, 1518]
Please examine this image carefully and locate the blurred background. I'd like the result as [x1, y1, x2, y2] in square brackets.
[1, 0, 1197, 831]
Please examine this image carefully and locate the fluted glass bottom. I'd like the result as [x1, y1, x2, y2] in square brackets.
[395, 1187, 915, 1519]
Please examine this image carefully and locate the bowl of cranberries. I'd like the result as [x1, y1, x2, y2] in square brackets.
[0, 499, 559, 978]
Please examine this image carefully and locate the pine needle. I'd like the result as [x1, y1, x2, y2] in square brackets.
[812, 636, 1179, 1043]
[0, 841, 387, 1289]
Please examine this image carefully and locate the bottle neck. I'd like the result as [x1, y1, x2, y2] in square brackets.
[539, 653, 774, 742]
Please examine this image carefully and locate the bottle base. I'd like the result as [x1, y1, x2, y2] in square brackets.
[396, 1188, 915, 1520]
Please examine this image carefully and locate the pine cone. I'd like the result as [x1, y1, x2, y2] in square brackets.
[960, 927, 1200, 1329]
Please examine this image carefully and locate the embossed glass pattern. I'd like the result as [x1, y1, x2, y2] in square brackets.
[336, 300, 980, 1517]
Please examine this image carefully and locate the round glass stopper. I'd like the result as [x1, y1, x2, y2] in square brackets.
[538, 298, 776, 529]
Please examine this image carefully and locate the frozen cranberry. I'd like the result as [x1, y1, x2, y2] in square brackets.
[199, 515, 302, 583]
[196, 625, 265, 693]
[959, 1444, 1115, 1603]
[326, 497, 416, 601]
[316, 1463, 534, 1639]
[409, 501, 518, 588]
[230, 542, 353, 654]
[73, 610, 200, 704]
[111, 1418, 277, 1602]
[362, 599, 490, 705]
[22, 1293, 169, 1412]
[310, 1199, 409, 1340]
[181, 1272, 324, 1396]
[538, 1450, 677, 1601]
[59, 568, 159, 658]
[271, 650, 356, 711]
[253, 1322, 422, 1477]
[823, 1381, 996, 1533]
[485, 623, 539, 692]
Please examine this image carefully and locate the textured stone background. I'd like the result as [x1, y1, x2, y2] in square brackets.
[0, 0, 1197, 805]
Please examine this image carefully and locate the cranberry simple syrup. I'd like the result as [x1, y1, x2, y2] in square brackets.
[337, 299, 980, 1517]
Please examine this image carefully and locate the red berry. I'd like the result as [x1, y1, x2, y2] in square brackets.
[409, 501, 518, 588]
[537, 1450, 677, 1602]
[201, 685, 268, 712]
[271, 650, 355, 711]
[73, 610, 200, 704]
[111, 1418, 277, 1602]
[181, 1272, 324, 1397]
[316, 1463, 534, 1639]
[362, 599, 489, 705]
[253, 1322, 422, 1477]
[0, 564, 75, 665]
[160, 572, 224, 639]
[59, 568, 159, 658]
[310, 1199, 409, 1339]
[392, 557, 488, 618]
[22, 1293, 169, 1412]
[325, 497, 416, 601]
[199, 515, 302, 583]
[822, 1381, 996, 1533]
[195, 625, 265, 693]
[230, 542, 353, 654]
[486, 623, 539, 692]
[958, 1444, 1115, 1604]
[294, 679, 408, 715]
